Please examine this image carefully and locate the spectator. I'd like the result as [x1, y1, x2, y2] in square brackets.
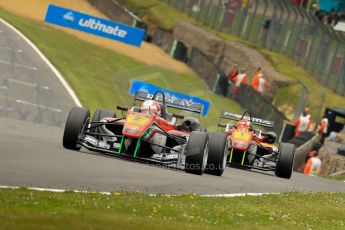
[231, 69, 248, 98]
[228, 64, 239, 85]
[250, 67, 262, 91]
[294, 107, 312, 137]
[257, 74, 269, 95]
[304, 142, 322, 176]
[316, 115, 329, 144]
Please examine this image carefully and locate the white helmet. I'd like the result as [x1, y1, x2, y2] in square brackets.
[141, 100, 161, 116]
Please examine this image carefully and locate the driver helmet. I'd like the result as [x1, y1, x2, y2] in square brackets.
[237, 119, 251, 130]
[141, 100, 161, 116]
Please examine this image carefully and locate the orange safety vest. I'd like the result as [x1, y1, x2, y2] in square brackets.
[228, 67, 239, 83]
[304, 157, 321, 176]
[251, 71, 261, 92]
[317, 118, 328, 135]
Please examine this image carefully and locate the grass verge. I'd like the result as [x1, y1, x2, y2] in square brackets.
[0, 188, 344, 229]
[118, 0, 345, 120]
[0, 7, 242, 129]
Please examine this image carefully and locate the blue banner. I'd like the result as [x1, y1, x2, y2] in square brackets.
[44, 5, 145, 47]
[129, 81, 210, 117]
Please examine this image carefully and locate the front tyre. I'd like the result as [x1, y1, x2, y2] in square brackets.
[275, 143, 295, 179]
[185, 131, 208, 175]
[63, 106, 90, 151]
[206, 132, 228, 176]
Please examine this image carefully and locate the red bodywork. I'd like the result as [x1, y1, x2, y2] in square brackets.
[227, 119, 271, 150]
[122, 110, 181, 139]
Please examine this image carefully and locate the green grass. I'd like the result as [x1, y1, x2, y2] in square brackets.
[0, 8, 242, 130]
[118, 0, 345, 121]
[1, 188, 344, 229]
[321, 175, 345, 181]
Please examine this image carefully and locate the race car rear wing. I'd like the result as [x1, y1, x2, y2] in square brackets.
[129, 81, 210, 117]
[134, 91, 204, 114]
[221, 111, 275, 128]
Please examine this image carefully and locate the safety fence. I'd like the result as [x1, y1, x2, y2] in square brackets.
[160, 0, 345, 96]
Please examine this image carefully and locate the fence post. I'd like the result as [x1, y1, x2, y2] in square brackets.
[289, 7, 305, 60]
[203, 0, 213, 25]
[245, 0, 259, 41]
[278, 0, 291, 53]
[196, 0, 205, 21]
[212, 73, 221, 92]
[255, 0, 269, 44]
[325, 41, 339, 87]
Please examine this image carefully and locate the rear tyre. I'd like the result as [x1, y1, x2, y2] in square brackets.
[205, 132, 228, 176]
[90, 109, 116, 136]
[275, 143, 295, 179]
[63, 106, 90, 150]
[185, 131, 208, 175]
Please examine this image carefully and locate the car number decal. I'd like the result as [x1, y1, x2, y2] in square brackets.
[233, 131, 250, 140]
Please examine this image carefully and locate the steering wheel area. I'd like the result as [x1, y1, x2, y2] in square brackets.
[152, 90, 166, 107]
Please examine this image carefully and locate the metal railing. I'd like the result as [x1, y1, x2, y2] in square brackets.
[160, 0, 345, 96]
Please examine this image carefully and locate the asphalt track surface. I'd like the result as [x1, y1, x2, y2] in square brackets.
[0, 20, 344, 195]
[0, 20, 75, 127]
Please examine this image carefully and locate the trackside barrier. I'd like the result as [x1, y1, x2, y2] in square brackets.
[187, 47, 286, 135]
[293, 134, 320, 171]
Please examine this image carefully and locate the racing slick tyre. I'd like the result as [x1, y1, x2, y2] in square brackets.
[205, 132, 228, 176]
[275, 143, 295, 179]
[63, 106, 90, 151]
[90, 109, 116, 136]
[185, 131, 208, 175]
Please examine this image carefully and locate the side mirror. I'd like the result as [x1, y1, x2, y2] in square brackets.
[172, 113, 184, 119]
[117, 105, 128, 111]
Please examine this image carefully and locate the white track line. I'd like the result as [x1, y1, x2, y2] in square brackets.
[0, 46, 23, 52]
[0, 106, 12, 111]
[15, 99, 62, 112]
[0, 185, 278, 197]
[0, 95, 62, 113]
[8, 78, 50, 90]
[0, 85, 8, 90]
[0, 59, 37, 70]
[0, 19, 82, 107]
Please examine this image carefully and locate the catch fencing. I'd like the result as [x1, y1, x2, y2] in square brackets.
[161, 0, 345, 96]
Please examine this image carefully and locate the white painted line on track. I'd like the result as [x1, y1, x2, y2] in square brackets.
[0, 185, 111, 195]
[0, 46, 23, 52]
[0, 95, 62, 112]
[15, 99, 62, 112]
[0, 106, 13, 111]
[0, 85, 8, 90]
[0, 19, 82, 107]
[0, 59, 37, 70]
[8, 78, 50, 90]
[0, 185, 279, 197]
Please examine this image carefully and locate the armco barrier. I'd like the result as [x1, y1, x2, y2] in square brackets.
[151, 27, 175, 53]
[293, 134, 320, 171]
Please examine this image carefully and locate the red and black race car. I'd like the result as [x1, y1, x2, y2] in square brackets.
[62, 89, 228, 176]
[218, 111, 295, 179]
